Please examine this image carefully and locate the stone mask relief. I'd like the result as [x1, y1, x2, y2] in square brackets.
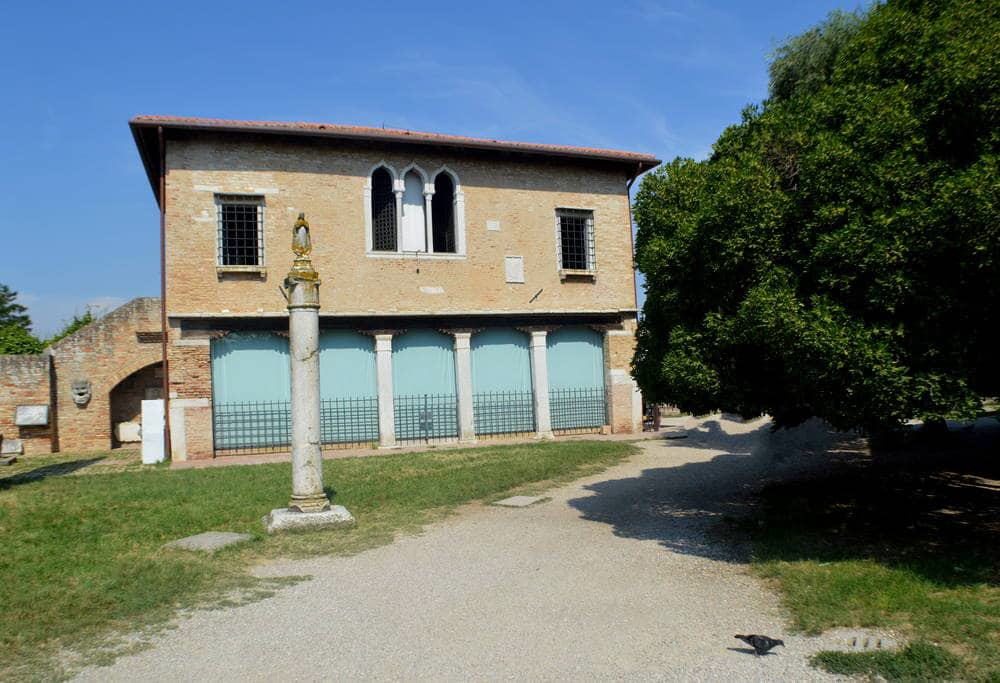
[71, 379, 92, 406]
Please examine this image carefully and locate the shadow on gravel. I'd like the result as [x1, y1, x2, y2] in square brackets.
[568, 418, 868, 563]
[568, 417, 999, 584]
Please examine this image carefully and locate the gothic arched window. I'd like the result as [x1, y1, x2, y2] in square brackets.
[371, 166, 397, 252]
[432, 172, 456, 253]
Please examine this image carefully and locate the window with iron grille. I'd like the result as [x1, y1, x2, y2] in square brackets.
[217, 195, 264, 266]
[371, 167, 397, 251]
[556, 209, 595, 271]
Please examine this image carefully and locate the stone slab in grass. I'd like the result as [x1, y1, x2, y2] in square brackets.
[0, 455, 16, 466]
[165, 531, 253, 553]
[493, 495, 546, 508]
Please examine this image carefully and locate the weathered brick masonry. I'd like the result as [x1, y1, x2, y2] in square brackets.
[0, 354, 53, 454]
[129, 117, 660, 459]
[162, 138, 638, 317]
[48, 297, 163, 453]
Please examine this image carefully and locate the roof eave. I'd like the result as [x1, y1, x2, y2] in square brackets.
[129, 118, 661, 205]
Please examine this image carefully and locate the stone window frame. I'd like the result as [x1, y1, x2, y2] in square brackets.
[364, 162, 466, 259]
[555, 207, 597, 279]
[215, 193, 267, 276]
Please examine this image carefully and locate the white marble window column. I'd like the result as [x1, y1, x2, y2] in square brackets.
[527, 328, 554, 438]
[392, 180, 405, 253]
[424, 186, 435, 254]
[449, 330, 476, 442]
[374, 332, 398, 448]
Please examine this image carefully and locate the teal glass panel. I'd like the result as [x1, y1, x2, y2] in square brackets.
[391, 329, 456, 397]
[319, 331, 377, 399]
[546, 327, 604, 390]
[211, 332, 290, 403]
[471, 328, 534, 435]
[470, 328, 532, 392]
[392, 329, 457, 441]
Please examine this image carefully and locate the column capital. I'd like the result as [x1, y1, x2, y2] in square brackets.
[442, 327, 482, 338]
[516, 325, 556, 336]
[359, 329, 403, 338]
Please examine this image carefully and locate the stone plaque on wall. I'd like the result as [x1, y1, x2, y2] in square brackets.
[504, 256, 525, 284]
[15, 404, 49, 426]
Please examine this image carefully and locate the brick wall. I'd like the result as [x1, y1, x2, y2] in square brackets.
[166, 322, 214, 460]
[163, 137, 638, 320]
[603, 318, 642, 433]
[49, 298, 163, 453]
[0, 354, 53, 454]
[160, 136, 645, 456]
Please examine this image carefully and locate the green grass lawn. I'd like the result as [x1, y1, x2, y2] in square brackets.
[0, 440, 637, 679]
[745, 430, 999, 681]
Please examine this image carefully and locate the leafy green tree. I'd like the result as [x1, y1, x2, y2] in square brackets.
[633, 0, 999, 433]
[0, 284, 43, 354]
[0, 325, 43, 355]
[46, 310, 95, 346]
[0, 284, 31, 329]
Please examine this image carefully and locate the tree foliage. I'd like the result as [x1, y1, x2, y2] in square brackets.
[0, 325, 44, 355]
[0, 284, 31, 329]
[0, 284, 43, 354]
[633, 0, 999, 433]
[46, 311, 95, 346]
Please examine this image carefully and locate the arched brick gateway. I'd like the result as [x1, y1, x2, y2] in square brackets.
[48, 298, 163, 452]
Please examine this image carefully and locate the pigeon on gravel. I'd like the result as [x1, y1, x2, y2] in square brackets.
[735, 634, 785, 656]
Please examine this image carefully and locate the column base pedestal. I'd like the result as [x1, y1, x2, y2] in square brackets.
[264, 505, 356, 534]
[535, 431, 555, 440]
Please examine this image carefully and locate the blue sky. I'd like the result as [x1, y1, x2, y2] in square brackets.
[0, 0, 857, 336]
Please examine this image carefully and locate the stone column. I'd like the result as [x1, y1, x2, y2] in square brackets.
[287, 271, 326, 513]
[393, 182, 404, 252]
[374, 332, 398, 448]
[450, 330, 476, 443]
[265, 214, 353, 533]
[423, 188, 435, 254]
[527, 329, 554, 439]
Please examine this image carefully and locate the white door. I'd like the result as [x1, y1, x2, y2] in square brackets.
[401, 171, 426, 252]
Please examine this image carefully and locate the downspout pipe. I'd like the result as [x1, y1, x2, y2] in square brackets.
[626, 162, 643, 314]
[158, 126, 172, 459]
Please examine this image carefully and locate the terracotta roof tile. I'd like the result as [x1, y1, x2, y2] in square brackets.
[130, 115, 660, 167]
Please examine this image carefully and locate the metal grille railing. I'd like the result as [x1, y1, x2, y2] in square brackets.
[217, 195, 264, 266]
[394, 393, 458, 443]
[320, 396, 379, 446]
[549, 386, 607, 433]
[213, 397, 379, 455]
[214, 400, 290, 453]
[473, 390, 535, 437]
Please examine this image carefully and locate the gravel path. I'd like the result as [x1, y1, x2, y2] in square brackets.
[76, 416, 876, 681]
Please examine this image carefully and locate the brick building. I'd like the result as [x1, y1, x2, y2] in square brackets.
[2, 117, 659, 459]
[129, 116, 660, 460]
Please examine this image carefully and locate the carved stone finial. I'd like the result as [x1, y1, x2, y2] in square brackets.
[292, 213, 312, 257]
[287, 213, 319, 285]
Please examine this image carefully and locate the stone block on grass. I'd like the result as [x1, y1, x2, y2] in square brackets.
[165, 531, 252, 553]
[263, 506, 355, 534]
